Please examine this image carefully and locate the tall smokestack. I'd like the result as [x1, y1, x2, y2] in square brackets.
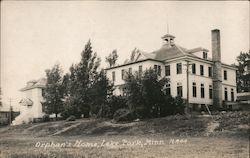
[212, 29, 223, 109]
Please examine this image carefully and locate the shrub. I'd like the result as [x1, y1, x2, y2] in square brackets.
[113, 108, 136, 122]
[66, 115, 76, 121]
[42, 114, 50, 122]
[32, 118, 43, 123]
[97, 104, 112, 118]
[61, 110, 70, 120]
[97, 96, 128, 118]
[61, 103, 82, 119]
[108, 96, 127, 114]
[172, 96, 185, 115]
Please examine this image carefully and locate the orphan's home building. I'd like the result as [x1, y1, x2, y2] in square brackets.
[14, 29, 238, 125]
[106, 29, 237, 111]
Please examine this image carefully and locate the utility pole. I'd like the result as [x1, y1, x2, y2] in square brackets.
[9, 98, 12, 125]
[184, 60, 192, 114]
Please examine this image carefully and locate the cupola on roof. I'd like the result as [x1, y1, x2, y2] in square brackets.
[161, 33, 176, 48]
[161, 34, 175, 39]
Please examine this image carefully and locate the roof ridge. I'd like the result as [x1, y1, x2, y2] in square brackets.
[175, 45, 188, 55]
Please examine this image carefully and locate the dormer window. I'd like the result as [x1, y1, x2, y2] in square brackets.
[203, 52, 208, 59]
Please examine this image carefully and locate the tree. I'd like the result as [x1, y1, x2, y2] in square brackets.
[64, 40, 101, 118]
[124, 69, 175, 118]
[141, 69, 169, 117]
[124, 71, 144, 116]
[100, 95, 127, 118]
[89, 69, 114, 115]
[43, 64, 64, 119]
[61, 64, 82, 118]
[130, 48, 139, 62]
[105, 49, 118, 67]
[124, 69, 185, 118]
[236, 51, 250, 92]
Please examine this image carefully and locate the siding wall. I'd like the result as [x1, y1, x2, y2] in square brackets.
[21, 88, 44, 118]
[106, 58, 237, 105]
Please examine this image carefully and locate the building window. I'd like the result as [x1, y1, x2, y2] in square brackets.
[112, 71, 115, 82]
[203, 52, 207, 59]
[224, 70, 227, 80]
[121, 69, 125, 80]
[192, 63, 196, 74]
[154, 65, 161, 76]
[165, 65, 170, 76]
[192, 82, 197, 97]
[208, 67, 212, 77]
[201, 83, 205, 98]
[200, 65, 204, 76]
[154, 65, 157, 72]
[42, 89, 45, 97]
[177, 63, 182, 74]
[139, 65, 142, 76]
[129, 67, 132, 74]
[224, 87, 228, 101]
[158, 65, 161, 76]
[209, 85, 213, 99]
[177, 82, 183, 97]
[166, 84, 171, 95]
[231, 88, 234, 101]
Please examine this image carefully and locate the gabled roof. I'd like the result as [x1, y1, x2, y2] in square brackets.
[139, 51, 156, 59]
[20, 78, 46, 91]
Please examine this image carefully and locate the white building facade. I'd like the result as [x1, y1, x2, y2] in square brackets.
[12, 78, 46, 125]
[106, 30, 237, 110]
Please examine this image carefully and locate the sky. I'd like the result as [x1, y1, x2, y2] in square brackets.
[1, 1, 249, 110]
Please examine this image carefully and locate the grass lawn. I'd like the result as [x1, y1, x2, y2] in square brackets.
[0, 112, 249, 158]
[0, 134, 248, 158]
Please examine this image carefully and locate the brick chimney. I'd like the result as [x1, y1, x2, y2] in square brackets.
[212, 29, 223, 109]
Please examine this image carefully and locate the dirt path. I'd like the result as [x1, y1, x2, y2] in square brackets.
[50, 122, 82, 136]
[103, 121, 141, 127]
